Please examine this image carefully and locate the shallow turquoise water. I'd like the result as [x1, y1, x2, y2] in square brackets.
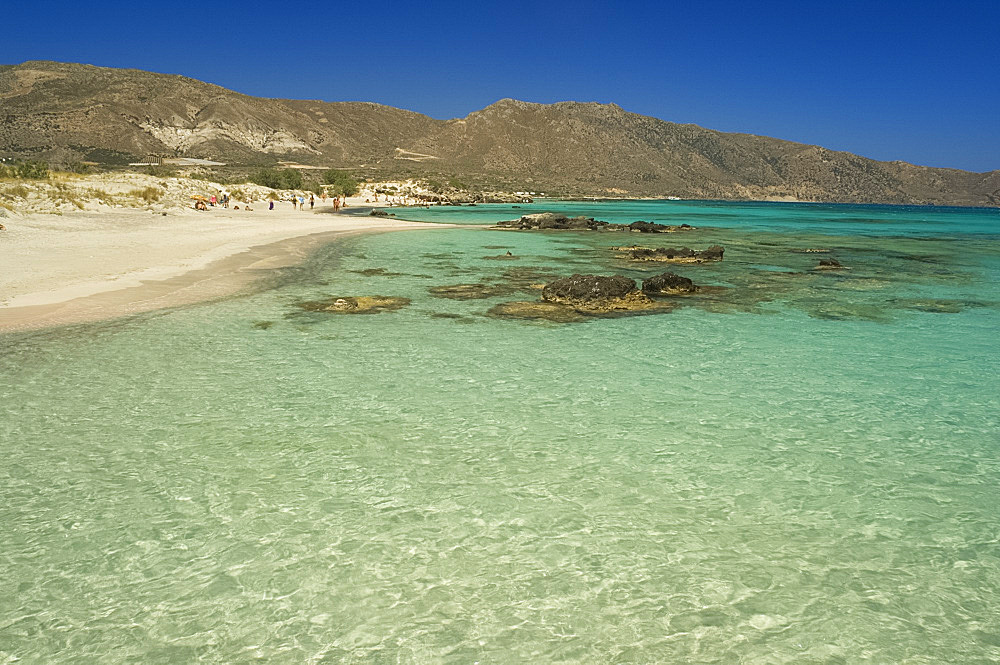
[377, 198, 1000, 236]
[2, 201, 999, 663]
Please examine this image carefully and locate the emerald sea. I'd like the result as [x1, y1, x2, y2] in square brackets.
[2, 200, 999, 663]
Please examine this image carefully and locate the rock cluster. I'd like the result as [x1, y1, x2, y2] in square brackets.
[625, 245, 724, 262]
[641, 272, 698, 294]
[299, 295, 410, 314]
[542, 274, 641, 307]
[495, 213, 693, 232]
[488, 271, 702, 321]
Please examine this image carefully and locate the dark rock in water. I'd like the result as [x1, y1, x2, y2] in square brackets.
[816, 258, 848, 270]
[642, 272, 699, 294]
[495, 212, 690, 233]
[632, 247, 694, 261]
[540, 274, 665, 313]
[489, 292, 675, 321]
[252, 320, 274, 330]
[543, 274, 636, 303]
[629, 220, 670, 233]
[626, 245, 724, 262]
[701, 245, 724, 260]
[566, 216, 598, 230]
[299, 295, 410, 314]
[369, 209, 394, 217]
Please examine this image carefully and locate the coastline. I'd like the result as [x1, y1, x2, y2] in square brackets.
[0, 206, 454, 333]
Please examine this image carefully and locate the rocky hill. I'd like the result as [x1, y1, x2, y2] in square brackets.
[2, 61, 997, 206]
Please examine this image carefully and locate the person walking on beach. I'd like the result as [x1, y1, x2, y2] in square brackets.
[309, 194, 315, 209]
[291, 196, 297, 210]
[269, 200, 274, 211]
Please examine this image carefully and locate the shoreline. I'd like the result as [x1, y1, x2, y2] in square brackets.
[0, 208, 455, 333]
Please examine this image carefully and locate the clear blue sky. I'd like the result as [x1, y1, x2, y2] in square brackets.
[3, 0, 998, 172]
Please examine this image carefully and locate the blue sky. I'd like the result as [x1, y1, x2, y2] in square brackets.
[3, 0, 998, 172]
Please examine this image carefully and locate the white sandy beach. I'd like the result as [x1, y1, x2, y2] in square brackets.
[0, 202, 446, 332]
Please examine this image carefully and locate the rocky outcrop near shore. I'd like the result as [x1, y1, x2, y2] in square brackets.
[541, 274, 647, 309]
[299, 296, 411, 314]
[620, 245, 724, 262]
[489, 274, 667, 321]
[495, 212, 694, 232]
[641, 272, 699, 294]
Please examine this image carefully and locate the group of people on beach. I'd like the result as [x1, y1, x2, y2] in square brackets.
[284, 194, 345, 211]
[194, 190, 256, 211]
[194, 198, 253, 211]
[193, 190, 347, 212]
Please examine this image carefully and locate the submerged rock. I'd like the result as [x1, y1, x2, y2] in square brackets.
[350, 267, 408, 277]
[642, 272, 699, 294]
[700, 245, 725, 261]
[628, 220, 693, 233]
[625, 245, 724, 262]
[815, 258, 848, 270]
[501, 267, 560, 285]
[891, 298, 965, 314]
[299, 295, 410, 314]
[487, 301, 590, 322]
[429, 312, 479, 323]
[429, 283, 516, 300]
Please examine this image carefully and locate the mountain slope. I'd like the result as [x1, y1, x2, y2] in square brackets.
[1, 61, 997, 205]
